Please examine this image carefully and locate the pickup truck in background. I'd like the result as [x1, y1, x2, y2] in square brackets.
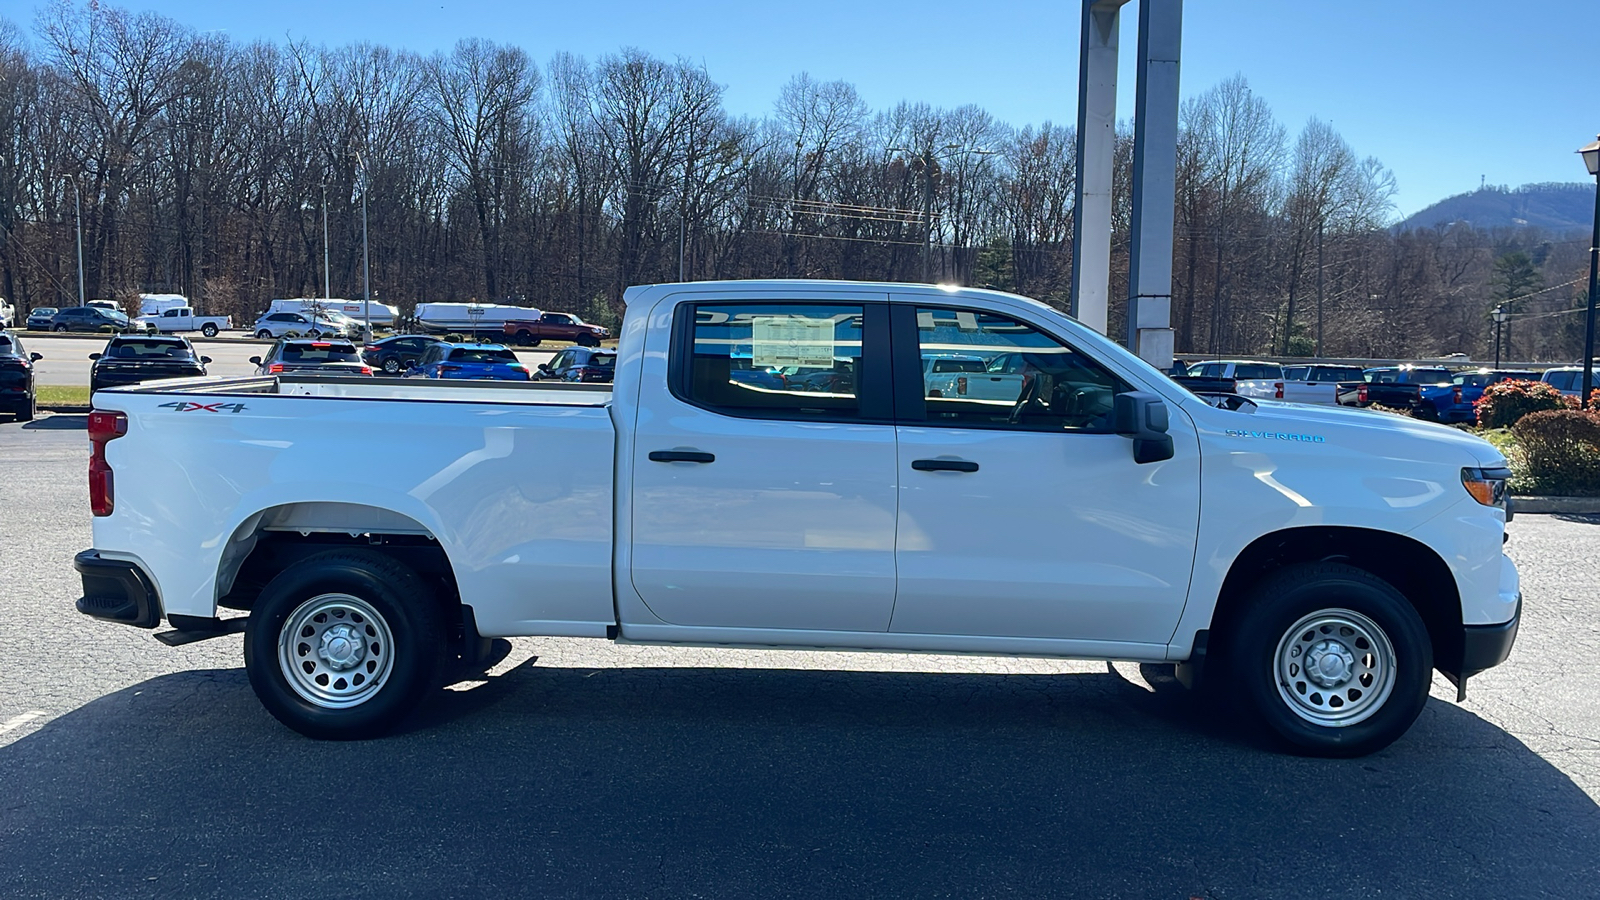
[75, 280, 1521, 757]
[501, 312, 609, 347]
[1272, 365, 1366, 405]
[1415, 370, 1540, 424]
[134, 307, 233, 338]
[1184, 359, 1284, 400]
[1336, 366, 1453, 412]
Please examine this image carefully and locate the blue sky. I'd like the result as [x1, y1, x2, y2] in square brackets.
[30, 0, 1600, 218]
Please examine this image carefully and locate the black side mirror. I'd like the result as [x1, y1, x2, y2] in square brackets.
[1113, 391, 1175, 464]
[200, 356, 212, 364]
[29, 353, 42, 362]
[88, 352, 101, 360]
[248, 356, 262, 365]
[537, 364, 550, 374]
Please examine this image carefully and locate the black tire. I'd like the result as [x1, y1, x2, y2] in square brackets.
[244, 550, 448, 740]
[382, 357, 402, 374]
[201, 323, 218, 337]
[255, 329, 273, 340]
[1226, 562, 1432, 757]
[53, 324, 67, 333]
[16, 394, 34, 422]
[520, 333, 541, 347]
[577, 334, 599, 348]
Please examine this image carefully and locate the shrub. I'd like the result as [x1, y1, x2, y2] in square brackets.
[1509, 410, 1600, 496]
[1475, 379, 1566, 429]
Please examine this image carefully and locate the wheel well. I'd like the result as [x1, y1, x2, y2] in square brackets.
[1210, 526, 1464, 671]
[217, 504, 460, 621]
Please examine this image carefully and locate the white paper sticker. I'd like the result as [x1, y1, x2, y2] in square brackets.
[751, 316, 835, 368]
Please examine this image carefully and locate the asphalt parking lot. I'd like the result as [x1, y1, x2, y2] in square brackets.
[14, 332, 558, 386]
[2, 416, 1598, 898]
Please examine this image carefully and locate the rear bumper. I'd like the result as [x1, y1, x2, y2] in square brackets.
[74, 550, 163, 628]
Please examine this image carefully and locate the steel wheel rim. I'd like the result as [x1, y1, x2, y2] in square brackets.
[277, 593, 395, 709]
[1273, 608, 1396, 727]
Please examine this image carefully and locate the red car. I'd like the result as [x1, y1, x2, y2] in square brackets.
[502, 312, 608, 347]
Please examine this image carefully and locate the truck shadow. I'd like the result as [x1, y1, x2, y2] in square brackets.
[3, 663, 1597, 899]
[20, 413, 87, 430]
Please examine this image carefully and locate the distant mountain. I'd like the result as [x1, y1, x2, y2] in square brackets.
[1398, 182, 1595, 232]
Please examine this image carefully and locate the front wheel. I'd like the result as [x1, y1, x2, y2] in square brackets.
[255, 329, 273, 339]
[1226, 562, 1432, 757]
[201, 323, 218, 337]
[244, 550, 447, 740]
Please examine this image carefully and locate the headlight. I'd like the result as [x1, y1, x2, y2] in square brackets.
[1462, 467, 1512, 513]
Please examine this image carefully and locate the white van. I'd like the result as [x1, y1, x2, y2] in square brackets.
[267, 298, 397, 328]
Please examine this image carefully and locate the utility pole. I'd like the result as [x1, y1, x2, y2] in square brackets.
[921, 149, 935, 283]
[65, 176, 84, 306]
[679, 152, 689, 282]
[1315, 218, 1325, 358]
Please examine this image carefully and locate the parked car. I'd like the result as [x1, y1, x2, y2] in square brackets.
[362, 334, 445, 374]
[250, 338, 372, 376]
[0, 297, 13, 328]
[251, 311, 348, 340]
[536, 346, 617, 383]
[0, 332, 41, 421]
[407, 342, 531, 380]
[51, 306, 144, 333]
[74, 279, 1520, 757]
[1540, 366, 1600, 399]
[133, 307, 232, 337]
[89, 335, 210, 393]
[1184, 360, 1284, 399]
[1415, 370, 1540, 424]
[1336, 366, 1453, 411]
[1270, 365, 1366, 405]
[502, 311, 609, 347]
[266, 298, 398, 328]
[25, 307, 58, 330]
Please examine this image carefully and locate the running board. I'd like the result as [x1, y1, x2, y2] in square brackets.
[155, 616, 247, 646]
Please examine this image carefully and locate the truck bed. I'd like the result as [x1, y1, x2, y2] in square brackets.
[101, 374, 613, 406]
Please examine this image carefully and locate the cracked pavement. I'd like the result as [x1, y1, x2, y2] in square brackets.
[2, 415, 1598, 898]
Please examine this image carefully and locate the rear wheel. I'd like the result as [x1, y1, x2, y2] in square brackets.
[255, 329, 273, 339]
[53, 324, 67, 333]
[382, 357, 402, 374]
[13, 395, 33, 422]
[577, 334, 599, 348]
[201, 323, 219, 337]
[1226, 562, 1432, 757]
[244, 550, 447, 740]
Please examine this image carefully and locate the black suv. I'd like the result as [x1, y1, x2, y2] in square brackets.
[89, 335, 210, 393]
[51, 306, 139, 333]
[0, 332, 42, 421]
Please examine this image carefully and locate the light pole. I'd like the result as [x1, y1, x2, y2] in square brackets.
[64, 176, 84, 307]
[1578, 135, 1600, 410]
[355, 152, 371, 340]
[321, 182, 331, 301]
[1493, 305, 1509, 369]
[886, 143, 994, 283]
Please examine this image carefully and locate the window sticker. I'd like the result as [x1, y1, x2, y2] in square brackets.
[751, 316, 835, 368]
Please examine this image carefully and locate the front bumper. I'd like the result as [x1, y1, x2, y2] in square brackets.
[74, 550, 163, 628]
[1458, 594, 1521, 679]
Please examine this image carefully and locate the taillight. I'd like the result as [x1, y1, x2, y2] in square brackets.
[268, 363, 285, 374]
[439, 364, 460, 374]
[88, 410, 127, 517]
[957, 376, 968, 395]
[1274, 381, 1284, 399]
[1453, 386, 1462, 403]
[1358, 385, 1369, 404]
[359, 366, 373, 375]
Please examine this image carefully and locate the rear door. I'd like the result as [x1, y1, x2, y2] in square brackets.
[629, 294, 899, 632]
[887, 301, 1200, 645]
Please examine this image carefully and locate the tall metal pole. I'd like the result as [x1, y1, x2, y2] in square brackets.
[66, 177, 84, 306]
[321, 183, 330, 301]
[357, 153, 371, 339]
[1493, 307, 1504, 369]
[1315, 218, 1325, 358]
[922, 150, 934, 283]
[1582, 171, 1599, 410]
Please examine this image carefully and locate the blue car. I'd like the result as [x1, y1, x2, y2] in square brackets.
[406, 342, 531, 380]
[1418, 369, 1539, 424]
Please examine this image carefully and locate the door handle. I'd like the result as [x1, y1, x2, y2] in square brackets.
[911, 458, 979, 473]
[649, 450, 715, 464]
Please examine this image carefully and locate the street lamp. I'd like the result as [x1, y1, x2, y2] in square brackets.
[1578, 135, 1600, 410]
[1493, 305, 1509, 368]
[64, 176, 84, 307]
[355, 151, 371, 341]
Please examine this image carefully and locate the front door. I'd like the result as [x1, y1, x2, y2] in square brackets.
[889, 303, 1200, 645]
[629, 298, 899, 632]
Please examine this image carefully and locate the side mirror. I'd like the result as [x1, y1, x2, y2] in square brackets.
[248, 356, 262, 365]
[88, 352, 101, 360]
[200, 356, 212, 364]
[1113, 391, 1175, 464]
[29, 353, 42, 362]
[537, 364, 550, 374]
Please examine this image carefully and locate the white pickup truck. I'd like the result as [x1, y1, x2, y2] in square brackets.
[1274, 364, 1368, 405]
[134, 307, 232, 338]
[75, 280, 1521, 756]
